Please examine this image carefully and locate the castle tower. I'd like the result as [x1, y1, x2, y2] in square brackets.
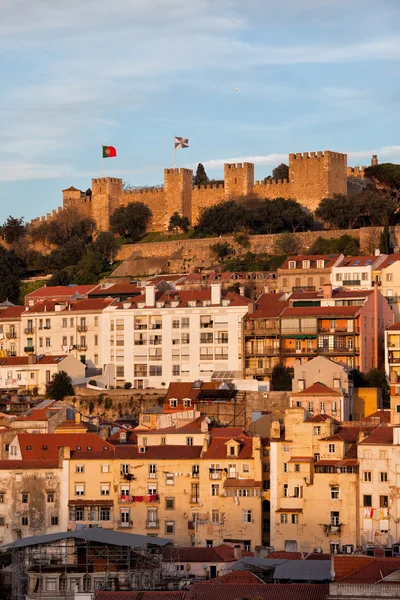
[224, 163, 254, 198]
[289, 151, 347, 212]
[62, 186, 83, 210]
[164, 168, 193, 227]
[371, 154, 378, 166]
[91, 178, 123, 232]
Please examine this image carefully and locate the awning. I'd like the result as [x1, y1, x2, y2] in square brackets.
[288, 457, 314, 463]
[275, 508, 303, 513]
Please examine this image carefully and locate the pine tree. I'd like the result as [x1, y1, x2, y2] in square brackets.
[379, 220, 391, 255]
[194, 163, 209, 186]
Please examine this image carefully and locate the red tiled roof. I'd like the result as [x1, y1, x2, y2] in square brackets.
[164, 382, 220, 402]
[113, 445, 203, 460]
[282, 306, 360, 317]
[206, 571, 263, 584]
[202, 433, 253, 460]
[387, 321, 400, 331]
[314, 459, 358, 467]
[362, 410, 391, 424]
[16, 433, 113, 460]
[306, 414, 336, 423]
[337, 255, 383, 267]
[162, 544, 241, 563]
[25, 298, 114, 313]
[95, 592, 185, 600]
[292, 382, 341, 396]
[210, 428, 249, 438]
[89, 283, 142, 296]
[323, 426, 367, 443]
[0, 459, 59, 469]
[279, 254, 341, 270]
[338, 558, 400, 583]
[334, 555, 374, 580]
[223, 479, 261, 488]
[26, 285, 97, 300]
[107, 430, 138, 444]
[290, 289, 372, 300]
[114, 289, 252, 310]
[245, 293, 288, 319]
[184, 584, 329, 600]
[379, 253, 400, 270]
[267, 551, 330, 561]
[0, 355, 69, 366]
[359, 425, 393, 445]
[0, 306, 25, 319]
[16, 403, 60, 421]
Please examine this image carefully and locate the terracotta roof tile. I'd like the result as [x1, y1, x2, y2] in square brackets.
[387, 321, 400, 331]
[338, 558, 400, 583]
[245, 293, 289, 319]
[0, 355, 69, 366]
[202, 432, 253, 460]
[362, 410, 391, 424]
[292, 382, 341, 396]
[337, 255, 383, 267]
[305, 414, 337, 423]
[206, 571, 263, 584]
[223, 479, 261, 488]
[26, 285, 97, 299]
[17, 433, 112, 460]
[162, 545, 239, 563]
[0, 459, 60, 469]
[184, 584, 329, 600]
[379, 253, 400, 270]
[334, 555, 374, 580]
[279, 254, 341, 269]
[114, 289, 252, 310]
[0, 306, 25, 319]
[95, 592, 185, 600]
[359, 425, 393, 445]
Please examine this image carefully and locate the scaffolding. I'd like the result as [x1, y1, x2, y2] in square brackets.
[4, 529, 171, 600]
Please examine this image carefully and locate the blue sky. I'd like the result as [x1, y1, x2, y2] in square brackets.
[1, 0, 400, 222]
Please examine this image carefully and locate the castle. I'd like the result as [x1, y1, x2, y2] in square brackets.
[31, 151, 378, 233]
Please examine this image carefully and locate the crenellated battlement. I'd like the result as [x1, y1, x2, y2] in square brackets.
[194, 183, 225, 191]
[225, 162, 253, 170]
[289, 151, 346, 160]
[164, 168, 192, 175]
[92, 177, 123, 184]
[254, 178, 289, 187]
[122, 187, 164, 196]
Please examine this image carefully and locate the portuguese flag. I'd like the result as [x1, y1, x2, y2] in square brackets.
[102, 145, 117, 158]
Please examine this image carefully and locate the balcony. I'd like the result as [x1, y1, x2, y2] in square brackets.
[149, 324, 162, 330]
[281, 348, 318, 355]
[245, 324, 279, 336]
[245, 347, 280, 356]
[77, 325, 87, 333]
[76, 345, 88, 351]
[341, 280, 361, 286]
[24, 328, 34, 335]
[245, 367, 273, 377]
[134, 340, 147, 346]
[281, 328, 318, 335]
[134, 324, 147, 330]
[192, 472, 200, 478]
[148, 340, 162, 345]
[292, 286, 316, 292]
[200, 322, 213, 329]
[322, 524, 342, 535]
[148, 355, 162, 361]
[146, 519, 159, 528]
[6, 331, 16, 339]
[318, 347, 358, 355]
[318, 327, 360, 334]
[119, 520, 132, 528]
[24, 346, 34, 353]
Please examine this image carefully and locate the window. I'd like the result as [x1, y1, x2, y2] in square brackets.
[206, 539, 214, 547]
[45, 337, 51, 347]
[379, 451, 387, 460]
[314, 453, 320, 462]
[75, 484, 85, 496]
[291, 513, 299, 524]
[363, 495, 372, 507]
[283, 462, 288, 473]
[21, 493, 29, 503]
[166, 473, 174, 486]
[187, 437, 193, 446]
[76, 465, 84, 473]
[242, 464, 250, 474]
[21, 516, 28, 526]
[302, 260, 310, 269]
[229, 445, 236, 457]
[380, 495, 389, 508]
[94, 335, 98, 346]
[47, 492, 55, 503]
[293, 486, 301, 498]
[101, 464, 110, 473]
[149, 464, 157, 478]
[242, 509, 253, 523]
[380, 472, 388, 483]
[307, 401, 314, 413]
[148, 484, 157, 495]
[320, 401, 326, 413]
[314, 426, 321, 435]
[0, 493, 4, 503]
[172, 319, 180, 329]
[330, 511, 340, 526]
[51, 516, 59, 526]
[364, 451, 371, 459]
[100, 507, 110, 521]
[288, 261, 296, 269]
[165, 521, 175, 534]
[280, 513, 288, 524]
[95, 317, 99, 327]
[328, 444, 336, 453]
[211, 484, 220, 496]
[46, 579, 57, 592]
[331, 486, 340, 500]
[363, 471, 372, 482]
[317, 260, 324, 269]
[100, 484, 110, 496]
[62, 318, 67, 328]
[120, 508, 131, 523]
[172, 365, 180, 376]
[294, 464, 300, 473]
[165, 497, 175, 510]
[283, 484, 288, 497]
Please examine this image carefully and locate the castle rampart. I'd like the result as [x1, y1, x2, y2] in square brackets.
[29, 150, 378, 234]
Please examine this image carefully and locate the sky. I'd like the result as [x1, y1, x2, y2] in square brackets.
[1, 0, 400, 222]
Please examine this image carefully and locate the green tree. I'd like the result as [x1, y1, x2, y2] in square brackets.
[46, 208, 94, 246]
[273, 232, 300, 255]
[366, 368, 390, 406]
[364, 163, 400, 200]
[74, 252, 104, 284]
[233, 231, 251, 249]
[46, 371, 75, 400]
[110, 202, 152, 241]
[211, 241, 233, 258]
[0, 216, 26, 244]
[272, 163, 289, 180]
[0, 246, 24, 303]
[90, 231, 119, 263]
[309, 234, 360, 256]
[196, 201, 245, 235]
[168, 212, 190, 234]
[194, 163, 209, 186]
[379, 220, 391, 254]
[315, 194, 362, 229]
[48, 236, 86, 270]
[270, 364, 292, 391]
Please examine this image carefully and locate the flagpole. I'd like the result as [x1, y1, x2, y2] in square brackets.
[173, 134, 177, 169]
[102, 145, 104, 178]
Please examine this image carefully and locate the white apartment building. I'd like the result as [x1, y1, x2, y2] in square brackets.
[0, 305, 25, 358]
[20, 299, 115, 369]
[103, 284, 251, 389]
[331, 255, 387, 290]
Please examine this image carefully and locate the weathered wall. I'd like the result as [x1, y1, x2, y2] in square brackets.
[92, 178, 123, 231]
[121, 188, 166, 232]
[192, 184, 225, 224]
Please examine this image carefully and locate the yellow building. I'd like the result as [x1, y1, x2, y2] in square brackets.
[270, 408, 360, 553]
[66, 421, 263, 550]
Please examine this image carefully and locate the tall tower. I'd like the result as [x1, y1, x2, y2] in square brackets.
[224, 163, 254, 198]
[91, 178, 123, 232]
[164, 168, 193, 228]
[371, 155, 378, 166]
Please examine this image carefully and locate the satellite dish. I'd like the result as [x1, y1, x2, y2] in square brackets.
[232, 88, 239, 92]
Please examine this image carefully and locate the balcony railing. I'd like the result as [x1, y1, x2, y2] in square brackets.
[148, 340, 162, 345]
[281, 328, 318, 335]
[245, 347, 280, 356]
[281, 348, 318, 355]
[245, 367, 274, 377]
[318, 347, 358, 354]
[341, 280, 361, 286]
[134, 324, 147, 330]
[24, 328, 34, 335]
[245, 324, 279, 335]
[318, 327, 360, 334]
[200, 354, 214, 361]
[200, 322, 213, 329]
[148, 355, 162, 361]
[77, 325, 87, 332]
[6, 332, 16, 339]
[76, 345, 88, 351]
[134, 340, 147, 345]
[24, 346, 34, 353]
[322, 523, 342, 535]
[119, 520, 132, 528]
[292, 286, 316, 292]
[146, 519, 159, 528]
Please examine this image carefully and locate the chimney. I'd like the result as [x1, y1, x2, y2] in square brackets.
[233, 545, 242, 560]
[264, 285, 270, 294]
[211, 283, 222, 306]
[62, 446, 70, 460]
[100, 428, 108, 440]
[202, 436, 209, 454]
[75, 412, 81, 424]
[28, 354, 37, 365]
[145, 285, 156, 307]
[371, 154, 378, 166]
[119, 431, 127, 443]
[239, 286, 245, 296]
[270, 421, 281, 439]
[323, 284, 332, 299]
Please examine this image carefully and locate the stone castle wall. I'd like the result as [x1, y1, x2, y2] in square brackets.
[30, 150, 372, 233]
